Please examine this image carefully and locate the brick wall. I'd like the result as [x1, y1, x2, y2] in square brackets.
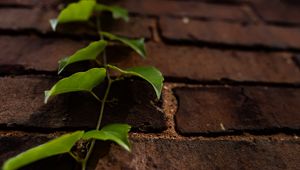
[0, 0, 300, 169]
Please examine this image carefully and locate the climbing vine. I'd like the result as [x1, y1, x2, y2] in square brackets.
[2, 0, 163, 170]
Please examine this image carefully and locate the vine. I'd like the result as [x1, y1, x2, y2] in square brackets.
[2, 0, 163, 170]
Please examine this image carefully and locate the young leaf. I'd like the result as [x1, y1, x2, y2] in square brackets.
[58, 40, 107, 74]
[82, 124, 131, 152]
[50, 0, 96, 31]
[94, 4, 129, 22]
[2, 131, 84, 170]
[45, 68, 106, 103]
[108, 65, 164, 99]
[101, 32, 146, 59]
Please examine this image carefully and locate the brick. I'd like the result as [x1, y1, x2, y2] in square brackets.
[250, 0, 300, 25]
[96, 137, 300, 170]
[0, 76, 166, 132]
[0, 0, 62, 7]
[112, 42, 300, 84]
[175, 86, 300, 134]
[0, 36, 87, 72]
[1, 36, 300, 84]
[0, 8, 152, 38]
[159, 17, 300, 49]
[112, 0, 249, 22]
[0, 8, 55, 33]
[1, 133, 299, 170]
[0, 0, 37, 6]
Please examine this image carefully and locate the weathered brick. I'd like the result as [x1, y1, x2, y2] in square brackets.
[0, 8, 152, 38]
[0, 76, 166, 132]
[96, 137, 300, 170]
[112, 0, 250, 22]
[1, 36, 300, 83]
[175, 86, 300, 134]
[1, 133, 299, 170]
[250, 0, 300, 25]
[159, 17, 300, 49]
[0, 0, 37, 6]
[113, 42, 300, 84]
[0, 8, 55, 33]
[0, 36, 86, 72]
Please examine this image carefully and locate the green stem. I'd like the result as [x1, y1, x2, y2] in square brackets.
[81, 13, 112, 170]
[81, 79, 112, 169]
[82, 161, 86, 170]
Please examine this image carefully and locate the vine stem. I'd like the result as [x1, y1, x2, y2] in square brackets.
[81, 13, 112, 170]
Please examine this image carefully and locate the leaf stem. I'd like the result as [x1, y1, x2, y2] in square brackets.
[69, 151, 82, 163]
[96, 14, 108, 65]
[81, 79, 112, 169]
[81, 13, 113, 170]
[90, 91, 101, 102]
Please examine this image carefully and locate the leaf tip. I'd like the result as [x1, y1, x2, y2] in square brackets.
[58, 57, 68, 75]
[44, 90, 50, 104]
[49, 19, 58, 31]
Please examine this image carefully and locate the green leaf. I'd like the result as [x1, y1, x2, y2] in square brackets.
[2, 131, 84, 170]
[45, 68, 106, 103]
[50, 0, 96, 31]
[108, 65, 163, 99]
[101, 32, 146, 59]
[94, 4, 129, 22]
[58, 40, 107, 74]
[82, 124, 131, 152]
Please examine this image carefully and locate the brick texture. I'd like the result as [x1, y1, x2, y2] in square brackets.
[160, 17, 300, 49]
[0, 133, 299, 170]
[112, 0, 250, 22]
[250, 0, 300, 25]
[175, 86, 300, 134]
[0, 8, 152, 38]
[1, 36, 300, 84]
[0, 76, 166, 132]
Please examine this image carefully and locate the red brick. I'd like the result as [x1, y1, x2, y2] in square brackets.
[0, 76, 166, 132]
[113, 42, 300, 84]
[0, 36, 86, 72]
[113, 0, 250, 22]
[96, 137, 300, 170]
[0, 8, 55, 33]
[159, 17, 300, 49]
[175, 86, 300, 134]
[1, 36, 300, 84]
[0, 0, 37, 6]
[250, 0, 300, 25]
[0, 8, 152, 38]
[1, 133, 299, 170]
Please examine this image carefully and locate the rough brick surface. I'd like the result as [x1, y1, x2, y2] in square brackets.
[95, 137, 300, 170]
[0, 8, 152, 38]
[2, 37, 300, 84]
[160, 17, 300, 49]
[114, 43, 300, 83]
[0, 36, 86, 72]
[175, 86, 300, 134]
[251, 0, 300, 25]
[113, 0, 250, 22]
[1, 133, 299, 170]
[0, 76, 166, 132]
[0, 0, 37, 6]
